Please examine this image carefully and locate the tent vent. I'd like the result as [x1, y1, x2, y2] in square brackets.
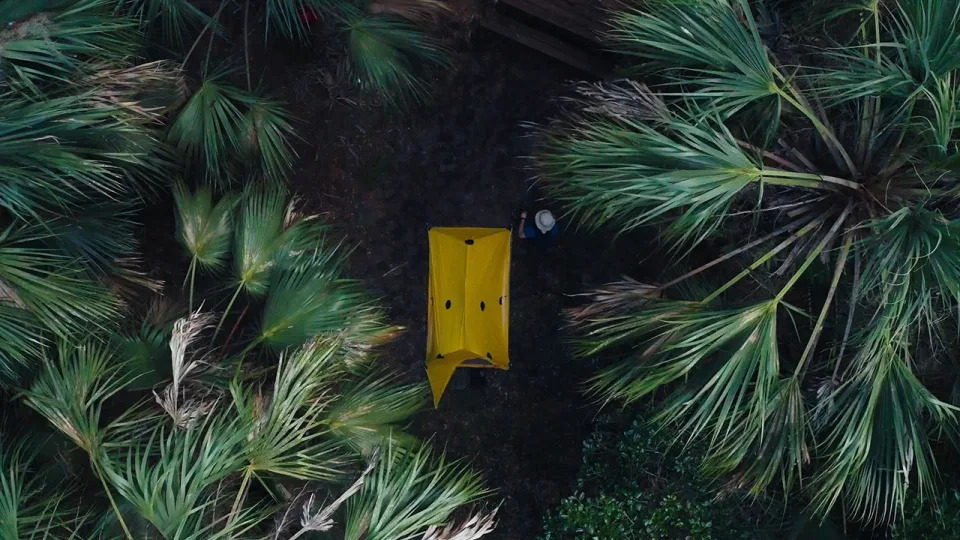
[465, 239, 475, 245]
[480, 301, 486, 311]
[499, 296, 503, 305]
[486, 352, 493, 359]
[445, 299, 451, 309]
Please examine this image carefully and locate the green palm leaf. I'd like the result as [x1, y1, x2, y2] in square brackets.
[0, 223, 118, 338]
[0, 440, 83, 539]
[0, 93, 172, 218]
[230, 338, 350, 509]
[44, 202, 139, 276]
[608, 0, 780, 130]
[258, 248, 385, 352]
[0, 0, 136, 93]
[174, 181, 237, 272]
[168, 76, 297, 187]
[117, 0, 213, 44]
[323, 371, 426, 455]
[22, 340, 127, 455]
[345, 13, 449, 105]
[343, 442, 490, 540]
[236, 93, 298, 184]
[100, 411, 247, 536]
[813, 323, 956, 523]
[167, 76, 246, 187]
[536, 91, 842, 249]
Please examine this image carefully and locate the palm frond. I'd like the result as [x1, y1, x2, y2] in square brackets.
[174, 181, 238, 272]
[0, 440, 82, 539]
[232, 186, 321, 297]
[813, 320, 957, 523]
[258, 248, 384, 352]
[343, 442, 490, 540]
[705, 376, 810, 495]
[22, 340, 127, 454]
[100, 411, 247, 536]
[608, 0, 780, 131]
[0, 93, 172, 218]
[117, 0, 213, 44]
[43, 202, 139, 276]
[231, 338, 350, 483]
[0, 304, 46, 385]
[167, 75, 246, 187]
[0, 0, 137, 94]
[236, 92, 298, 184]
[323, 371, 426, 455]
[168, 76, 297, 187]
[83, 59, 188, 115]
[536, 93, 836, 249]
[345, 13, 449, 105]
[0, 223, 119, 338]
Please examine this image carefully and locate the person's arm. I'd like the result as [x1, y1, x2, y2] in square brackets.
[518, 211, 528, 238]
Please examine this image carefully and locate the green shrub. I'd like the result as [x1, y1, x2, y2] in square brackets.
[892, 489, 960, 539]
[539, 417, 761, 540]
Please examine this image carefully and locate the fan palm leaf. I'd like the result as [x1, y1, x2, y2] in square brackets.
[43, 202, 139, 276]
[0, 441, 83, 538]
[0, 93, 172, 218]
[0, 223, 118, 339]
[257, 248, 384, 352]
[99, 411, 247, 536]
[168, 76, 297, 187]
[345, 13, 449, 105]
[323, 371, 426, 455]
[608, 0, 779, 124]
[167, 76, 246, 187]
[173, 181, 238, 308]
[536, 90, 847, 249]
[0, 0, 136, 94]
[117, 0, 213, 44]
[236, 93, 298, 184]
[21, 340, 127, 454]
[225, 338, 352, 528]
[343, 442, 490, 540]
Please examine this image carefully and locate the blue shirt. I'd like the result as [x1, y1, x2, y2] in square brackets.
[523, 223, 558, 247]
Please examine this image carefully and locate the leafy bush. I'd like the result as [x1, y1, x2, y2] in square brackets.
[892, 489, 960, 540]
[536, 0, 960, 524]
[540, 418, 762, 540]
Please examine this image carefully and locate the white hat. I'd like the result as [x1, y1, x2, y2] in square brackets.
[535, 210, 556, 233]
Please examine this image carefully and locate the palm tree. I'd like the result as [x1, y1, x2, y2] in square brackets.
[536, 0, 960, 524]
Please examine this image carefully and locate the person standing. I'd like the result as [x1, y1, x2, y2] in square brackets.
[518, 209, 558, 247]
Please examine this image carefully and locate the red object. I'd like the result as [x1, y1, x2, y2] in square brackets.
[300, 6, 320, 24]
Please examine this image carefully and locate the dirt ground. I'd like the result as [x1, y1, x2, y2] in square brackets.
[203, 11, 645, 538]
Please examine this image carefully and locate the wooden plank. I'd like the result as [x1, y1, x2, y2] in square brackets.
[481, 10, 606, 76]
[499, 0, 607, 42]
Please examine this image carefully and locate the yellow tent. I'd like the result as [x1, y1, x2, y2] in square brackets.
[426, 227, 511, 407]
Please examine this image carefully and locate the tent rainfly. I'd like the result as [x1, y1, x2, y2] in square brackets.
[425, 227, 511, 407]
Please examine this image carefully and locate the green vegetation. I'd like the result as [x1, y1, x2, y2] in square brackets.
[536, 0, 960, 526]
[0, 0, 488, 538]
[539, 418, 762, 540]
[893, 488, 960, 539]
